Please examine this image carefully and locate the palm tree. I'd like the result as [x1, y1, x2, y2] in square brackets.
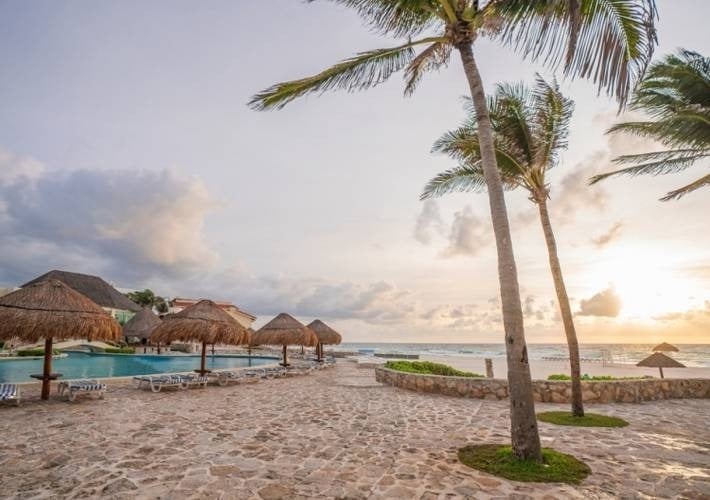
[250, 1, 657, 461]
[422, 76, 586, 416]
[126, 289, 168, 314]
[591, 49, 709, 201]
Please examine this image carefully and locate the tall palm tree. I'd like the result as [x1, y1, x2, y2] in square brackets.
[250, 0, 657, 461]
[422, 76, 586, 417]
[591, 49, 709, 201]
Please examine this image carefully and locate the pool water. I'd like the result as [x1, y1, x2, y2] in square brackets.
[0, 352, 278, 383]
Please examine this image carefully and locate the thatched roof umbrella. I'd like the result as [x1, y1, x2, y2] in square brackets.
[122, 308, 161, 343]
[150, 300, 248, 375]
[307, 319, 342, 362]
[637, 352, 685, 379]
[252, 313, 318, 366]
[0, 279, 121, 399]
[652, 342, 679, 353]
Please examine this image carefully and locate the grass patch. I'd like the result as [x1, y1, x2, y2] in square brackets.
[537, 411, 628, 428]
[547, 374, 651, 381]
[384, 360, 483, 378]
[458, 444, 590, 484]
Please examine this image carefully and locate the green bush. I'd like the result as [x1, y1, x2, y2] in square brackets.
[16, 348, 61, 357]
[547, 373, 650, 381]
[104, 347, 135, 354]
[385, 360, 483, 378]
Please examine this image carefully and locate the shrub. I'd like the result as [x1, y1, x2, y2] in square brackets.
[16, 348, 61, 357]
[104, 347, 135, 354]
[385, 360, 483, 378]
[547, 374, 650, 381]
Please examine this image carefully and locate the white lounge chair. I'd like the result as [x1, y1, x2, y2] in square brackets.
[177, 374, 209, 389]
[133, 374, 186, 392]
[0, 384, 20, 406]
[58, 379, 106, 401]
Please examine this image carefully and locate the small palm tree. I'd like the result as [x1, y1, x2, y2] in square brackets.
[422, 76, 586, 416]
[591, 49, 709, 201]
[250, 0, 658, 462]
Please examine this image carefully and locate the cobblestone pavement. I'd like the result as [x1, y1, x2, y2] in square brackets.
[0, 362, 708, 499]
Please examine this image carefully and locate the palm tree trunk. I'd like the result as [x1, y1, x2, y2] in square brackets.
[536, 196, 584, 417]
[457, 42, 542, 462]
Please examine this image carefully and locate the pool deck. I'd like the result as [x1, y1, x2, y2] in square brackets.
[0, 361, 708, 499]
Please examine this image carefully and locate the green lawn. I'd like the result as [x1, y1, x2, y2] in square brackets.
[458, 444, 590, 484]
[384, 360, 483, 378]
[537, 411, 629, 427]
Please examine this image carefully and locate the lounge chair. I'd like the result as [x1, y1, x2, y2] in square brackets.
[0, 384, 20, 406]
[177, 374, 209, 389]
[58, 379, 106, 401]
[133, 374, 186, 392]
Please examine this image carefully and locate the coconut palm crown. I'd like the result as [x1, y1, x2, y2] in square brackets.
[250, 0, 657, 111]
[591, 49, 709, 201]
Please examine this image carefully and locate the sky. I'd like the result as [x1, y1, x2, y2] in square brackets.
[0, 0, 708, 344]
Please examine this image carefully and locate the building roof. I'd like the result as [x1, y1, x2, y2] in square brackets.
[22, 270, 141, 312]
[169, 297, 256, 320]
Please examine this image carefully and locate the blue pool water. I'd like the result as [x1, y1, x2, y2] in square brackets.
[0, 352, 278, 383]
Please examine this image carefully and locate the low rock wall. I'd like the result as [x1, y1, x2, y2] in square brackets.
[374, 367, 710, 403]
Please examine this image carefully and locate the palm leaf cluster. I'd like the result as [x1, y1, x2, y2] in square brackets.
[422, 76, 574, 201]
[250, 0, 658, 110]
[591, 49, 709, 200]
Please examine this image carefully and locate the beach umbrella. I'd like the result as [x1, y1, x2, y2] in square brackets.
[306, 319, 342, 362]
[122, 308, 161, 343]
[0, 279, 121, 399]
[252, 313, 318, 366]
[652, 342, 679, 353]
[151, 300, 249, 375]
[637, 352, 685, 379]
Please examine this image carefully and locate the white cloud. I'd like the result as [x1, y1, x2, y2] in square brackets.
[578, 288, 622, 317]
[413, 200, 446, 245]
[442, 205, 490, 257]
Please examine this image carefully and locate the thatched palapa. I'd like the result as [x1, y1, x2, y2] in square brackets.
[252, 313, 318, 366]
[0, 279, 121, 399]
[151, 299, 249, 374]
[652, 342, 679, 352]
[637, 352, 685, 379]
[307, 319, 342, 362]
[122, 308, 161, 342]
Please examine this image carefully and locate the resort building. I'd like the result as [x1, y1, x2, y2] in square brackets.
[168, 298, 256, 328]
[22, 270, 141, 324]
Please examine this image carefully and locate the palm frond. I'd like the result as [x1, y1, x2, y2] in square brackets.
[489, 0, 658, 105]
[531, 75, 574, 169]
[403, 41, 452, 95]
[420, 164, 488, 200]
[249, 38, 445, 110]
[660, 173, 710, 201]
[309, 0, 444, 37]
[590, 152, 707, 183]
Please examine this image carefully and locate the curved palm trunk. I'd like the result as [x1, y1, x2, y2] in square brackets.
[457, 42, 542, 462]
[536, 197, 584, 416]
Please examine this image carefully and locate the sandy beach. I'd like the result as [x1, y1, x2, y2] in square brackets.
[0, 360, 708, 498]
[416, 355, 710, 380]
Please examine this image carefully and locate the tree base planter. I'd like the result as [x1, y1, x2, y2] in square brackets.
[458, 444, 590, 484]
[375, 367, 710, 403]
[537, 411, 629, 427]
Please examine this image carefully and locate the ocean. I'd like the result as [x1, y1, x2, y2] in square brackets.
[335, 343, 710, 368]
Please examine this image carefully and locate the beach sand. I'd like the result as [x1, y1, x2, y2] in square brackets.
[417, 354, 710, 380]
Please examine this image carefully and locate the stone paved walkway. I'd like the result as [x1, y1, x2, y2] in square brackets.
[0, 362, 708, 499]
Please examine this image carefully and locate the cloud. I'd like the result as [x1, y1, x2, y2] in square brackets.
[413, 200, 446, 245]
[591, 221, 624, 248]
[442, 206, 490, 257]
[653, 301, 710, 323]
[577, 288, 622, 317]
[0, 150, 217, 285]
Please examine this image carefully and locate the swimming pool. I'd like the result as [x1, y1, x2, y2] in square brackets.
[0, 352, 278, 383]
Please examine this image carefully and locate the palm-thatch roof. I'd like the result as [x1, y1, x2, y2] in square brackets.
[252, 313, 318, 347]
[307, 319, 342, 345]
[0, 279, 121, 343]
[22, 270, 141, 312]
[637, 352, 685, 368]
[122, 308, 161, 340]
[652, 342, 679, 352]
[150, 299, 249, 345]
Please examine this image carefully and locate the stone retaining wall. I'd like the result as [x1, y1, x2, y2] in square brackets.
[374, 367, 710, 403]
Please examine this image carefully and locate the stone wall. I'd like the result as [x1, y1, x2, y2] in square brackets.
[374, 367, 710, 403]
